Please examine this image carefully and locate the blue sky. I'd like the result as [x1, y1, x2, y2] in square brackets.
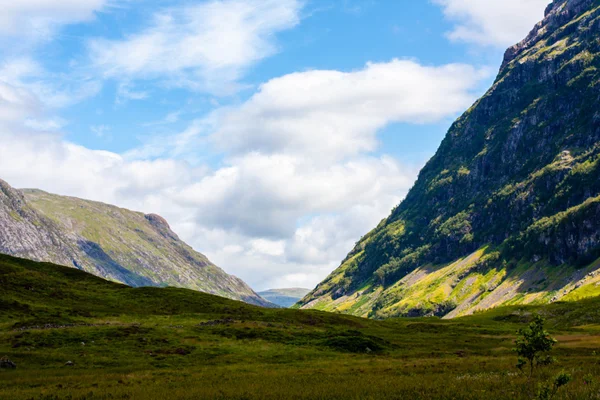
[0, 0, 550, 290]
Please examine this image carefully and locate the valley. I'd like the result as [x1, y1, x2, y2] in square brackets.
[1, 0, 600, 399]
[1, 254, 600, 399]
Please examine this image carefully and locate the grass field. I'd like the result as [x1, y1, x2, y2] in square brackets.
[1, 254, 600, 399]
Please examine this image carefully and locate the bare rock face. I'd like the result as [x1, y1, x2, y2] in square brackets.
[0, 180, 271, 307]
[299, 0, 600, 318]
[502, 0, 596, 70]
[0, 179, 78, 267]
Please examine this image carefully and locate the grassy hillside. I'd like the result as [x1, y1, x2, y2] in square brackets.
[0, 177, 270, 307]
[1, 254, 600, 399]
[298, 0, 600, 318]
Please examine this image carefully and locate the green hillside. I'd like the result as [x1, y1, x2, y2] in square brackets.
[1, 253, 600, 399]
[0, 179, 270, 307]
[298, 0, 600, 318]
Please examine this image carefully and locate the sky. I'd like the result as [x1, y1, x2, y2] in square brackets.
[0, 0, 551, 291]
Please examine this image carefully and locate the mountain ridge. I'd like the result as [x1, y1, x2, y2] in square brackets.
[298, 0, 600, 318]
[0, 178, 271, 307]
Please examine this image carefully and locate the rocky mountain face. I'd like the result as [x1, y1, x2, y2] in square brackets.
[0, 179, 271, 307]
[258, 288, 311, 308]
[298, 0, 600, 318]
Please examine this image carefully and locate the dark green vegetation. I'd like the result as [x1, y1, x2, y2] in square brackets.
[0, 179, 269, 306]
[298, 0, 600, 318]
[258, 288, 311, 308]
[515, 315, 558, 378]
[1, 254, 600, 399]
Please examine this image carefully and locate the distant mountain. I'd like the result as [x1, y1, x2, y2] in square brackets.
[258, 288, 311, 308]
[298, 0, 600, 318]
[0, 178, 271, 307]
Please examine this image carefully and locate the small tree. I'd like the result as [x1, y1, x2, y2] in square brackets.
[514, 314, 557, 378]
[536, 372, 572, 400]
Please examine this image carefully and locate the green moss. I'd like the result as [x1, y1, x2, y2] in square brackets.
[8, 210, 22, 222]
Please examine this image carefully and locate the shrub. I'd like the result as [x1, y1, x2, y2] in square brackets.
[536, 372, 572, 400]
[514, 314, 557, 378]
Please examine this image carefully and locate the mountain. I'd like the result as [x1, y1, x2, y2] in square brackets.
[298, 0, 600, 318]
[258, 288, 311, 307]
[0, 179, 271, 307]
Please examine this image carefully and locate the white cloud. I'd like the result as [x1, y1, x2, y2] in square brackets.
[0, 0, 111, 40]
[435, 0, 550, 47]
[0, 58, 42, 82]
[18, 57, 482, 290]
[210, 59, 489, 159]
[116, 81, 149, 104]
[0, 1, 492, 291]
[173, 153, 415, 238]
[91, 124, 110, 138]
[24, 117, 67, 132]
[89, 0, 302, 94]
[0, 125, 417, 290]
[250, 239, 286, 257]
[27, 79, 102, 109]
[0, 58, 99, 107]
[0, 82, 41, 122]
[0, 57, 101, 129]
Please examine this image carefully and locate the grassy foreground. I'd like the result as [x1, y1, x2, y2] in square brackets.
[1, 254, 600, 399]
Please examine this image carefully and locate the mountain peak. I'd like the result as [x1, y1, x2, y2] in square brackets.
[502, 0, 597, 71]
[300, 0, 600, 319]
[145, 213, 171, 230]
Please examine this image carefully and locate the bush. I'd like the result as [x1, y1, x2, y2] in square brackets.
[322, 335, 385, 353]
[536, 372, 572, 400]
[514, 314, 557, 378]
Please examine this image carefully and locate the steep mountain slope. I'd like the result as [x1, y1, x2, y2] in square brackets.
[258, 288, 311, 307]
[298, 0, 600, 318]
[0, 179, 270, 307]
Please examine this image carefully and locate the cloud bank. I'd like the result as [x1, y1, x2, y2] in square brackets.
[435, 0, 550, 47]
[0, 55, 488, 289]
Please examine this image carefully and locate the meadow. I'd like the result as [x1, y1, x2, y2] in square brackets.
[1, 253, 600, 399]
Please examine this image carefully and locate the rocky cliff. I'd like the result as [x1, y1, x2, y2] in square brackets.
[298, 0, 600, 318]
[0, 179, 271, 307]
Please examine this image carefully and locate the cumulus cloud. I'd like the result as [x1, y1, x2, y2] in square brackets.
[141, 59, 489, 163]
[89, 0, 302, 94]
[0, 0, 494, 290]
[210, 60, 489, 159]
[435, 0, 550, 47]
[33, 57, 482, 289]
[0, 127, 414, 290]
[173, 153, 415, 238]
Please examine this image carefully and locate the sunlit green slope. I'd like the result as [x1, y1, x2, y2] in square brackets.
[298, 0, 600, 318]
